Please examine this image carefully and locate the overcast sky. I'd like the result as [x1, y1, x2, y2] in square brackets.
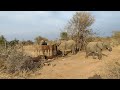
[0, 11, 120, 41]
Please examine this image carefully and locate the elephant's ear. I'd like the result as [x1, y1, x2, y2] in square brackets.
[96, 42, 104, 50]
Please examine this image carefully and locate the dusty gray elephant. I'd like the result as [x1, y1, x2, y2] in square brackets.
[85, 41, 112, 60]
[56, 40, 77, 57]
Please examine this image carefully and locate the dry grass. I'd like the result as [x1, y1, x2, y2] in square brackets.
[23, 45, 49, 57]
[0, 45, 45, 79]
[102, 58, 120, 79]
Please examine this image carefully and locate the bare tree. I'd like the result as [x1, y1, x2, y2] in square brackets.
[65, 11, 95, 50]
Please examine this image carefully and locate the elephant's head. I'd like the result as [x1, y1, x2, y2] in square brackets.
[96, 42, 104, 50]
[103, 42, 112, 52]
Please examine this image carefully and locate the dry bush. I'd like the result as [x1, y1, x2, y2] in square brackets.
[0, 46, 8, 69]
[86, 36, 95, 42]
[110, 31, 120, 47]
[5, 51, 44, 73]
[34, 36, 48, 44]
[0, 45, 44, 74]
[110, 38, 119, 47]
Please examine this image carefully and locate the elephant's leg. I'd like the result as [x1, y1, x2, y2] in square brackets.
[85, 51, 88, 58]
[74, 46, 76, 54]
[85, 51, 90, 58]
[71, 50, 73, 55]
[79, 44, 81, 51]
[73, 50, 75, 55]
[78, 46, 80, 51]
[70, 47, 73, 54]
[79, 48, 81, 51]
[71, 48, 73, 54]
[92, 52, 96, 59]
[97, 49, 102, 60]
[73, 48, 76, 54]
[72, 49, 75, 55]
[98, 53, 102, 60]
[53, 50, 55, 56]
[62, 51, 65, 57]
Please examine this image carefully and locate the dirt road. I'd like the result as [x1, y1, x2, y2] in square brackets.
[27, 46, 120, 79]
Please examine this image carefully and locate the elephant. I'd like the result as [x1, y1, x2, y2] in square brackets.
[85, 41, 112, 60]
[56, 40, 77, 57]
[47, 41, 58, 56]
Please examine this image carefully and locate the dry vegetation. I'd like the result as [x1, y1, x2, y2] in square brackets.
[0, 11, 120, 79]
[102, 58, 120, 79]
[1, 39, 120, 79]
[0, 45, 46, 79]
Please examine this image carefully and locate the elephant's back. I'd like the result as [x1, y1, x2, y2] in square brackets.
[86, 42, 98, 52]
[67, 40, 76, 45]
[58, 40, 75, 50]
[87, 42, 98, 47]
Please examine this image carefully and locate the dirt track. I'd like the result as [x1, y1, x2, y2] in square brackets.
[27, 46, 120, 79]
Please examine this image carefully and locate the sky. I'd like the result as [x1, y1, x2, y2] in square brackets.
[0, 11, 120, 41]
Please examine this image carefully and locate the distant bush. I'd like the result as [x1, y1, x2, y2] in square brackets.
[8, 39, 19, 47]
[112, 31, 120, 39]
[60, 32, 68, 40]
[34, 36, 48, 44]
[86, 36, 95, 42]
[20, 40, 34, 45]
[0, 35, 7, 45]
[111, 31, 120, 45]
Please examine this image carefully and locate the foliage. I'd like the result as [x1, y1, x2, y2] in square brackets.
[34, 36, 48, 44]
[8, 38, 19, 47]
[112, 31, 120, 39]
[65, 11, 95, 50]
[0, 35, 7, 46]
[60, 32, 68, 40]
[20, 40, 34, 45]
[112, 31, 120, 44]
